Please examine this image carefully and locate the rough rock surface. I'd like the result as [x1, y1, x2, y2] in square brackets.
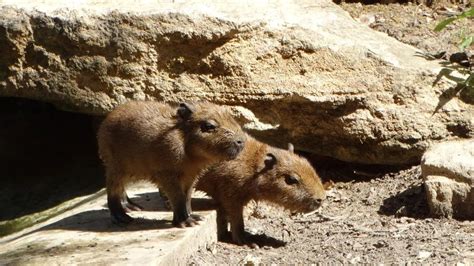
[422, 139, 474, 219]
[0, 0, 473, 165]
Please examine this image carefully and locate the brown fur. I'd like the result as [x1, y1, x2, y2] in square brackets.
[97, 101, 246, 227]
[196, 135, 325, 246]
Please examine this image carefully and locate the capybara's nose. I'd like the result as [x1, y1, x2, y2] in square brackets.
[313, 198, 323, 208]
[235, 137, 245, 150]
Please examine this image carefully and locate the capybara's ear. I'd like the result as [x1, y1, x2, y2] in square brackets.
[177, 103, 195, 120]
[288, 143, 294, 153]
[264, 153, 277, 169]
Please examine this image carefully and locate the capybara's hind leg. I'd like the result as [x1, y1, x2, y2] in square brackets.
[108, 194, 133, 224]
[106, 173, 133, 224]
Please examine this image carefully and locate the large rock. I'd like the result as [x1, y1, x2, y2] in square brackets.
[0, 0, 472, 165]
[422, 139, 474, 219]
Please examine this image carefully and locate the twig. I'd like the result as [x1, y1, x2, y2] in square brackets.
[294, 212, 352, 223]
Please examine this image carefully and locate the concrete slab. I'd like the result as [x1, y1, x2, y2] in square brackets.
[0, 183, 217, 265]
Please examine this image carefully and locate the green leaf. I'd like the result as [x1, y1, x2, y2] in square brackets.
[458, 7, 474, 19]
[434, 17, 457, 32]
[459, 36, 474, 50]
[466, 73, 474, 87]
[434, 8, 474, 32]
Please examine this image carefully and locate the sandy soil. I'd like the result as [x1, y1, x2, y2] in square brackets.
[188, 3, 474, 264]
[341, 2, 473, 57]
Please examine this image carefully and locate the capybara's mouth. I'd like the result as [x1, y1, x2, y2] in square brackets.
[308, 202, 322, 212]
[225, 147, 241, 160]
[224, 144, 244, 160]
[296, 201, 322, 214]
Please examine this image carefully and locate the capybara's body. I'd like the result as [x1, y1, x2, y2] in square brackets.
[97, 101, 245, 227]
[196, 135, 325, 246]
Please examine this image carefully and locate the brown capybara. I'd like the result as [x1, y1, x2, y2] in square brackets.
[97, 101, 246, 228]
[196, 135, 326, 247]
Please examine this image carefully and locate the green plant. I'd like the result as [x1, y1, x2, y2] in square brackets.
[434, 7, 473, 90]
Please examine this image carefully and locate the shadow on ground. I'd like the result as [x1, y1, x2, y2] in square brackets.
[39, 195, 216, 233]
[43, 209, 174, 232]
[218, 231, 286, 248]
[124, 192, 216, 212]
[303, 152, 411, 183]
[378, 184, 430, 219]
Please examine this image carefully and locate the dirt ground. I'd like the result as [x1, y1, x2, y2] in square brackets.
[341, 2, 473, 57]
[188, 3, 474, 264]
[188, 165, 474, 264]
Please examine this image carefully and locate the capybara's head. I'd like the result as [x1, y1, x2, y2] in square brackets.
[177, 102, 246, 161]
[258, 144, 325, 213]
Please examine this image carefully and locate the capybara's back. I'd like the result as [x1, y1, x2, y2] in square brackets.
[98, 102, 183, 178]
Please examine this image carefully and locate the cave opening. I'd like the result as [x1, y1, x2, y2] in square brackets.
[0, 97, 104, 222]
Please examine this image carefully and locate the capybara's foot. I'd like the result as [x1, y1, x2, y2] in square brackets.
[111, 211, 134, 225]
[173, 216, 199, 228]
[246, 242, 259, 249]
[109, 196, 134, 224]
[233, 233, 259, 249]
[217, 230, 232, 242]
[237, 239, 259, 249]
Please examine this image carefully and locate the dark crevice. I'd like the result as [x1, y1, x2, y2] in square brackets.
[0, 97, 104, 221]
[299, 151, 413, 183]
[446, 121, 472, 138]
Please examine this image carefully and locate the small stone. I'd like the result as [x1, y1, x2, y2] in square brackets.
[349, 256, 361, 264]
[417, 250, 432, 261]
[357, 14, 376, 25]
[353, 242, 363, 250]
[373, 240, 389, 248]
[240, 254, 261, 266]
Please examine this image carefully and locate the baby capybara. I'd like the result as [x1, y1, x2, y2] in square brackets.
[97, 101, 246, 227]
[196, 135, 325, 246]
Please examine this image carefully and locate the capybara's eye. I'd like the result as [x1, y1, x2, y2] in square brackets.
[200, 121, 217, 132]
[285, 175, 299, 185]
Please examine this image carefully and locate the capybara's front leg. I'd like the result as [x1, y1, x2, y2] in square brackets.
[216, 207, 230, 241]
[184, 179, 203, 222]
[161, 180, 197, 228]
[229, 207, 258, 248]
